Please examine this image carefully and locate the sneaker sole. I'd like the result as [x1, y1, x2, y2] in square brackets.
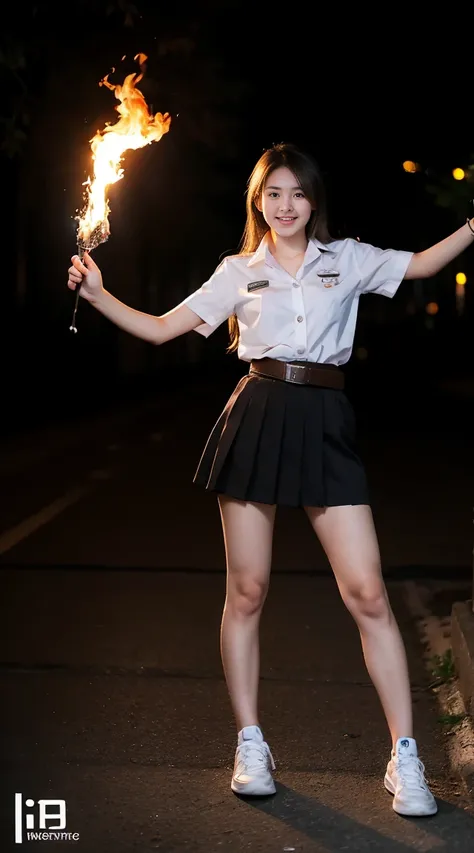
[231, 776, 276, 796]
[384, 772, 396, 796]
[384, 772, 438, 816]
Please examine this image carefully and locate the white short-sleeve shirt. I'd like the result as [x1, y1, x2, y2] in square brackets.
[178, 233, 413, 365]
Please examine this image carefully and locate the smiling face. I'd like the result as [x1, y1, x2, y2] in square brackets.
[257, 166, 314, 239]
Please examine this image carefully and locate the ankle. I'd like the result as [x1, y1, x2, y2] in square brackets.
[392, 729, 415, 752]
[237, 717, 260, 731]
[237, 722, 261, 734]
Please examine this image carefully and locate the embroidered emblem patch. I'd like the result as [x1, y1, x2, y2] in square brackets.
[247, 280, 269, 292]
[317, 269, 340, 288]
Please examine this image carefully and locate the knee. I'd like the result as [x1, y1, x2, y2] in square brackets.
[227, 576, 268, 616]
[343, 581, 391, 622]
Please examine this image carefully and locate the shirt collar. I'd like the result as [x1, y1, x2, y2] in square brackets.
[247, 233, 336, 268]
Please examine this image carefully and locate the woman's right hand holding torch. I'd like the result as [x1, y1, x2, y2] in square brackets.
[67, 252, 104, 303]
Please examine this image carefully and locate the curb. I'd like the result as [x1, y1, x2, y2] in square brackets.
[403, 581, 474, 804]
[452, 601, 474, 719]
[451, 600, 474, 797]
[434, 679, 474, 800]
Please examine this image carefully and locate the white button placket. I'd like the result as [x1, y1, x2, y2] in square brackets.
[291, 276, 307, 357]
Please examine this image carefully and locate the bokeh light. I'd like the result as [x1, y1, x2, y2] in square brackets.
[452, 168, 465, 181]
[456, 272, 467, 285]
[402, 160, 419, 173]
[426, 302, 439, 315]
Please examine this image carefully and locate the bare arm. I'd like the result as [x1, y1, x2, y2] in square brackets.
[67, 252, 206, 344]
[92, 289, 204, 344]
[404, 218, 474, 279]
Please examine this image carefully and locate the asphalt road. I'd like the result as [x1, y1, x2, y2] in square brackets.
[1, 370, 474, 851]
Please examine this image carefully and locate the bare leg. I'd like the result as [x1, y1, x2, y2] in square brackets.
[304, 504, 412, 749]
[218, 495, 276, 732]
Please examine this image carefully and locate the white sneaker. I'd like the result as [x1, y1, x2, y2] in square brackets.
[231, 725, 276, 796]
[384, 737, 438, 816]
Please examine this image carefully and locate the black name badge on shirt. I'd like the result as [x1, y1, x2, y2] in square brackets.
[248, 280, 269, 292]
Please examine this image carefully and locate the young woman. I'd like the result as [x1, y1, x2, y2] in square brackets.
[67, 143, 474, 817]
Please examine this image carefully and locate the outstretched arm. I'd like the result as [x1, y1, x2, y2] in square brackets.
[404, 219, 474, 280]
[90, 290, 203, 344]
[68, 252, 206, 344]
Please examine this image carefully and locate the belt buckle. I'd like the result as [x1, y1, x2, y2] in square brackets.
[285, 363, 305, 383]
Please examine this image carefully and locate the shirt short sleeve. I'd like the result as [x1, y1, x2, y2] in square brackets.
[354, 240, 414, 298]
[179, 257, 237, 337]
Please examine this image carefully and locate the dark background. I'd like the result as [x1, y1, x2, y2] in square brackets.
[3, 11, 474, 848]
[2, 1, 474, 437]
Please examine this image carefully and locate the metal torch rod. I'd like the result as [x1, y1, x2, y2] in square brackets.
[69, 244, 87, 333]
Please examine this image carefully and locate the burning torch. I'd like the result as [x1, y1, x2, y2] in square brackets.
[70, 53, 171, 333]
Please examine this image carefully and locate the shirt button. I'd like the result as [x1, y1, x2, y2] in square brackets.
[297, 347, 305, 355]
[292, 281, 300, 288]
[296, 315, 304, 323]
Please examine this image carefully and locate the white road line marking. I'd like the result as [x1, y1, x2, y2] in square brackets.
[0, 486, 88, 556]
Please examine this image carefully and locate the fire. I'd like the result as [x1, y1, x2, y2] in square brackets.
[77, 53, 171, 252]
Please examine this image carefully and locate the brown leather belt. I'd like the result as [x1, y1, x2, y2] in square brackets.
[249, 358, 344, 390]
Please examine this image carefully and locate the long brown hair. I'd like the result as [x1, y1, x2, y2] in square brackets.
[227, 142, 332, 353]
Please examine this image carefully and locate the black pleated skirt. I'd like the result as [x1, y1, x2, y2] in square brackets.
[193, 371, 370, 508]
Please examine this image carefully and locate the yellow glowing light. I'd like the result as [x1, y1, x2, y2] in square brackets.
[456, 272, 467, 286]
[452, 168, 465, 181]
[402, 160, 418, 173]
[426, 302, 439, 315]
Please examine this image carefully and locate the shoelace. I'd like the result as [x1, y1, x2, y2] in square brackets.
[236, 740, 276, 773]
[396, 756, 430, 791]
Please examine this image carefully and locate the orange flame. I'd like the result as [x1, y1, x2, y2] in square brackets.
[77, 53, 171, 251]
